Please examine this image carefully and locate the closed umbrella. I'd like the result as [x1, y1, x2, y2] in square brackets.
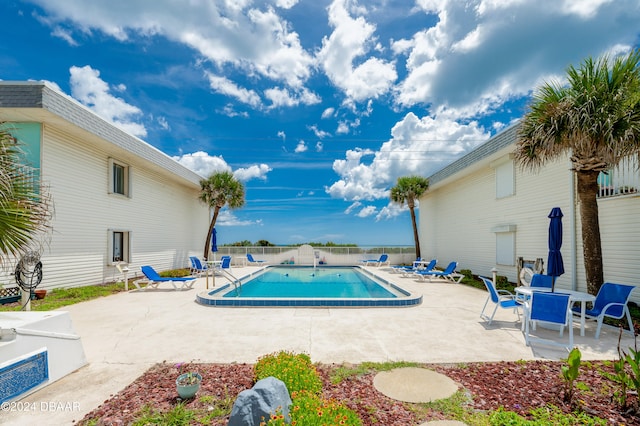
[207, 228, 218, 289]
[547, 207, 565, 292]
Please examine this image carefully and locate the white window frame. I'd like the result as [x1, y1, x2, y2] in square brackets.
[108, 229, 131, 265]
[492, 155, 515, 199]
[108, 158, 131, 197]
[492, 225, 516, 266]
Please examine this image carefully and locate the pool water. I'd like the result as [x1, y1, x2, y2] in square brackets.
[223, 266, 396, 298]
[196, 265, 422, 307]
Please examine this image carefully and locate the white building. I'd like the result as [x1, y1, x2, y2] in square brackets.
[0, 82, 210, 289]
[419, 123, 640, 301]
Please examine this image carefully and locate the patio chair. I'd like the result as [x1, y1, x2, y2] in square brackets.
[396, 258, 436, 277]
[572, 282, 635, 339]
[530, 274, 554, 289]
[360, 254, 390, 267]
[138, 265, 196, 291]
[479, 276, 521, 325]
[415, 261, 463, 283]
[524, 292, 574, 350]
[246, 253, 267, 265]
[215, 256, 232, 273]
[189, 256, 208, 276]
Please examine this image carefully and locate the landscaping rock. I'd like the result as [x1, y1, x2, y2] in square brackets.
[227, 376, 291, 426]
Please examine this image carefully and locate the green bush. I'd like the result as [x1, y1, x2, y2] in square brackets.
[254, 351, 323, 395]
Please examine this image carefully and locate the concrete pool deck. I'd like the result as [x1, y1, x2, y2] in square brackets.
[3, 265, 636, 425]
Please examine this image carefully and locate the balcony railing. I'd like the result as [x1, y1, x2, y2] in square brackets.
[597, 156, 639, 198]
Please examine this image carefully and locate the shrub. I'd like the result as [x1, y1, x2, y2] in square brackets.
[263, 390, 362, 426]
[254, 351, 323, 395]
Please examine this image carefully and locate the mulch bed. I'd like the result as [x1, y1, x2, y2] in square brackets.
[78, 360, 639, 425]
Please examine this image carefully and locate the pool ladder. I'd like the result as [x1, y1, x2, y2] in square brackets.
[218, 269, 242, 295]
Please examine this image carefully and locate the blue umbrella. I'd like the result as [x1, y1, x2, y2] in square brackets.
[547, 207, 565, 292]
[211, 227, 218, 258]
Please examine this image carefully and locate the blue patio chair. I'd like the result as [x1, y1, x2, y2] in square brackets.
[530, 274, 553, 289]
[246, 253, 267, 265]
[415, 261, 462, 283]
[215, 255, 232, 272]
[479, 276, 521, 325]
[139, 265, 196, 291]
[524, 292, 573, 350]
[572, 283, 635, 339]
[189, 256, 208, 276]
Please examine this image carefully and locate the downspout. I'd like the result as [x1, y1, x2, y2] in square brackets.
[570, 167, 578, 291]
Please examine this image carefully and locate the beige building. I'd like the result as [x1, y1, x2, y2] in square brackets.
[419, 123, 640, 302]
[0, 82, 210, 289]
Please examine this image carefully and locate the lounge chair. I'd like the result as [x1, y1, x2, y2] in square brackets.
[360, 254, 390, 267]
[524, 292, 574, 350]
[571, 282, 635, 339]
[246, 253, 267, 265]
[414, 261, 463, 283]
[137, 265, 196, 291]
[189, 256, 208, 277]
[401, 259, 437, 277]
[479, 276, 522, 325]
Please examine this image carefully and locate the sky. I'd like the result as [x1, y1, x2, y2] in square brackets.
[1, 0, 639, 246]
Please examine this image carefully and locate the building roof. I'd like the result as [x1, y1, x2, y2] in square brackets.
[427, 122, 521, 187]
[0, 81, 203, 187]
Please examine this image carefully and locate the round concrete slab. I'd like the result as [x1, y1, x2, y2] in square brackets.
[373, 367, 459, 403]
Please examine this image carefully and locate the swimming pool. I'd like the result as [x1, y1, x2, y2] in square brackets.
[196, 266, 422, 307]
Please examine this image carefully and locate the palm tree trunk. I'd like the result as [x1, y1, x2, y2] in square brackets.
[575, 170, 604, 295]
[203, 207, 220, 260]
[409, 207, 421, 260]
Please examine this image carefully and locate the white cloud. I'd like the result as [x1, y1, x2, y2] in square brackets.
[317, 0, 397, 103]
[315, 141, 324, 152]
[216, 209, 257, 226]
[308, 124, 331, 139]
[264, 86, 321, 108]
[69, 65, 147, 138]
[173, 151, 231, 177]
[344, 201, 362, 214]
[294, 140, 308, 153]
[321, 107, 335, 119]
[376, 202, 407, 221]
[206, 72, 261, 108]
[326, 113, 490, 202]
[356, 205, 377, 217]
[234, 164, 272, 182]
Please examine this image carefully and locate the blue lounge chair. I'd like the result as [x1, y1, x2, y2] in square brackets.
[414, 261, 463, 283]
[479, 276, 521, 325]
[524, 291, 574, 350]
[393, 258, 436, 276]
[360, 254, 390, 267]
[138, 265, 196, 291]
[246, 253, 267, 265]
[215, 256, 232, 272]
[571, 282, 635, 339]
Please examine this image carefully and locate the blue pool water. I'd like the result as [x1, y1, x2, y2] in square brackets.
[223, 266, 396, 298]
[196, 266, 423, 307]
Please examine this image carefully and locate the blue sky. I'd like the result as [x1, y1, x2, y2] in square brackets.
[1, 1, 639, 246]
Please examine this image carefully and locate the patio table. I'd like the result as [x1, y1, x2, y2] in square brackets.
[205, 260, 222, 289]
[515, 287, 595, 337]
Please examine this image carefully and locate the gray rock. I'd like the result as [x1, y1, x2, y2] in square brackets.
[228, 377, 292, 426]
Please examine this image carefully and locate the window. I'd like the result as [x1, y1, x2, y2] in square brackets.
[495, 159, 514, 198]
[108, 229, 130, 264]
[109, 158, 131, 197]
[492, 225, 516, 266]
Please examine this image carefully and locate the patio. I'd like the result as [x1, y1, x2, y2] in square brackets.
[3, 265, 635, 425]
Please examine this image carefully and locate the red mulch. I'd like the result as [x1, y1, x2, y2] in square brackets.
[77, 360, 639, 425]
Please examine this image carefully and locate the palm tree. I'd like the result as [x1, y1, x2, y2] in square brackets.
[390, 176, 430, 260]
[0, 126, 52, 265]
[514, 50, 640, 295]
[198, 171, 245, 260]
